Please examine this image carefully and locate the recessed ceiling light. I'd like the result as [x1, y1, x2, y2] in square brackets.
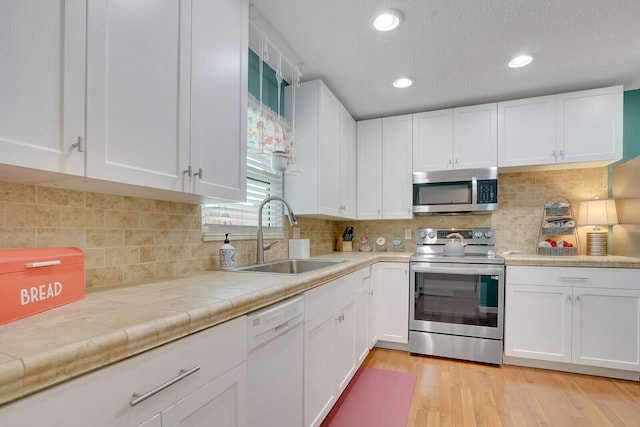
[393, 77, 413, 88]
[508, 55, 533, 68]
[373, 10, 402, 32]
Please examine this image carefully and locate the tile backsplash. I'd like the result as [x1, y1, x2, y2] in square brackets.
[0, 166, 607, 289]
[336, 167, 608, 255]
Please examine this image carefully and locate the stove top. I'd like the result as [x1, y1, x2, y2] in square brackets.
[411, 228, 504, 265]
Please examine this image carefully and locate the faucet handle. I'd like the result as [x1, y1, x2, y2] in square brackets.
[263, 240, 280, 251]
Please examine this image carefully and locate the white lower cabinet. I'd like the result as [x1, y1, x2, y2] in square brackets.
[303, 267, 371, 427]
[505, 266, 640, 373]
[355, 269, 372, 364]
[0, 317, 248, 427]
[372, 262, 409, 344]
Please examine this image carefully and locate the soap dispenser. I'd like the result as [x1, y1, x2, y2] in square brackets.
[219, 233, 235, 271]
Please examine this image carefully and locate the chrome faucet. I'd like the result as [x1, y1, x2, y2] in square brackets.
[257, 196, 298, 264]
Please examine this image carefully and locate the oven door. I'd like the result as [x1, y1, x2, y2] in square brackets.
[410, 261, 504, 339]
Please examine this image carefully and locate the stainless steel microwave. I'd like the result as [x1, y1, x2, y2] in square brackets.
[412, 168, 498, 215]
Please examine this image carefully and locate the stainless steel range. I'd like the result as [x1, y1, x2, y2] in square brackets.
[409, 228, 505, 365]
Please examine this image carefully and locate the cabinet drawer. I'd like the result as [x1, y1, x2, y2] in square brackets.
[305, 269, 363, 322]
[507, 266, 640, 290]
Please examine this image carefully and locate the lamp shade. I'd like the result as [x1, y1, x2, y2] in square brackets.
[578, 199, 619, 226]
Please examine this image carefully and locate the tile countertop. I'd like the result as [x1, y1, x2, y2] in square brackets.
[0, 252, 410, 407]
[2, 251, 639, 407]
[501, 253, 640, 268]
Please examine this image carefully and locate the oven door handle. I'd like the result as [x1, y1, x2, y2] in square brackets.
[411, 265, 503, 276]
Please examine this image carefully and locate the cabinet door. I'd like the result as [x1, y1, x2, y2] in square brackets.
[318, 85, 341, 217]
[304, 309, 336, 427]
[161, 363, 247, 427]
[356, 119, 382, 219]
[382, 115, 413, 219]
[572, 287, 640, 371]
[86, 0, 189, 192]
[188, 0, 247, 201]
[504, 284, 572, 363]
[453, 103, 497, 169]
[557, 86, 623, 165]
[334, 297, 357, 394]
[355, 271, 371, 364]
[412, 109, 453, 171]
[0, 0, 85, 176]
[368, 271, 379, 348]
[497, 95, 557, 167]
[339, 105, 357, 218]
[373, 263, 409, 344]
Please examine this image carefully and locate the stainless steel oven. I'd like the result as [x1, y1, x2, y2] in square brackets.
[409, 228, 504, 365]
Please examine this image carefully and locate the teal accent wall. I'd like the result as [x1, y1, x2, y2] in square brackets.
[622, 89, 640, 161]
[609, 89, 640, 194]
[248, 49, 288, 116]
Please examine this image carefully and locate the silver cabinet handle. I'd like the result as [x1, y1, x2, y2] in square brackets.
[72, 136, 84, 152]
[559, 276, 589, 281]
[194, 168, 203, 179]
[130, 366, 200, 407]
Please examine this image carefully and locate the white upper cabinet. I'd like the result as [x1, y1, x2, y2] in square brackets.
[0, 0, 86, 176]
[382, 115, 413, 219]
[497, 95, 557, 167]
[557, 86, 623, 164]
[498, 86, 623, 169]
[356, 116, 412, 219]
[86, 0, 247, 201]
[188, 0, 248, 200]
[1, 0, 247, 203]
[339, 105, 357, 219]
[412, 109, 452, 171]
[356, 119, 382, 219]
[413, 103, 497, 171]
[86, 0, 188, 192]
[453, 103, 498, 169]
[285, 80, 356, 219]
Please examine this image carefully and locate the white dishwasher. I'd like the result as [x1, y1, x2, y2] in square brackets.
[247, 295, 304, 427]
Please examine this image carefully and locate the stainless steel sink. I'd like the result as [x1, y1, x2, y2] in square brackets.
[233, 259, 344, 274]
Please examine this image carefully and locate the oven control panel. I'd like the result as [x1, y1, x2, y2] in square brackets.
[416, 228, 496, 245]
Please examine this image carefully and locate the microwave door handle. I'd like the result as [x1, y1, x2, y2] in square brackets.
[471, 177, 478, 206]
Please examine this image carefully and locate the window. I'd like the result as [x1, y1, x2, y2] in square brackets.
[202, 49, 290, 240]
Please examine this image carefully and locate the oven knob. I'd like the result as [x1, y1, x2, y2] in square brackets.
[419, 230, 428, 239]
[427, 231, 436, 239]
[474, 231, 483, 239]
[484, 230, 494, 239]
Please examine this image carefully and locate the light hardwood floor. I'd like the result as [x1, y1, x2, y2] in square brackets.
[362, 348, 640, 427]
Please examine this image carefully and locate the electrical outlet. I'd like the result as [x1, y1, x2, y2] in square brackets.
[404, 229, 412, 240]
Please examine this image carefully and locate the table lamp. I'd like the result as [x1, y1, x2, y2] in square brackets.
[578, 198, 618, 256]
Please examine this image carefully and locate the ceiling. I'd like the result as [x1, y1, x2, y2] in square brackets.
[249, 0, 640, 121]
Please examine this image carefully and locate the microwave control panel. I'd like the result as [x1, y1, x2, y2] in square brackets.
[477, 179, 497, 204]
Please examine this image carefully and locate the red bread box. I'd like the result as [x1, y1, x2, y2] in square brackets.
[0, 248, 84, 325]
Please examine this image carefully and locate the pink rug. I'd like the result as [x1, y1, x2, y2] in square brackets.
[320, 367, 417, 427]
